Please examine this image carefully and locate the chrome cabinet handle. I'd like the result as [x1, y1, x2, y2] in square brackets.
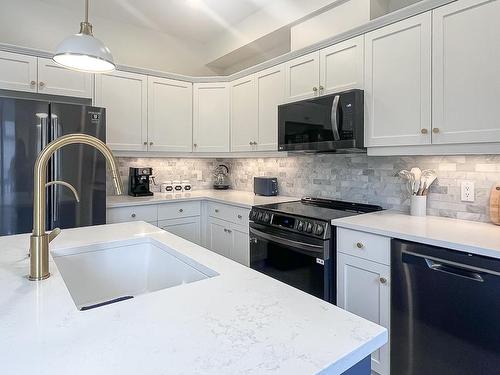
[131, 213, 136, 218]
[331, 95, 341, 141]
[379, 277, 387, 284]
[356, 242, 364, 249]
[421, 128, 428, 134]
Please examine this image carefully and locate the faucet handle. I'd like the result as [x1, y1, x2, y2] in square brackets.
[48, 227, 61, 243]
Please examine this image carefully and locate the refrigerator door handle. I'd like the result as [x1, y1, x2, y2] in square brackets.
[50, 115, 61, 225]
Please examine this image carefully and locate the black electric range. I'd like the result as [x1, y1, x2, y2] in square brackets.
[249, 197, 382, 304]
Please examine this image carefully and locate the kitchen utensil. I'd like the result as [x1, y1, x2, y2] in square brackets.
[490, 183, 500, 225]
[398, 170, 414, 196]
[421, 171, 437, 195]
[411, 167, 421, 194]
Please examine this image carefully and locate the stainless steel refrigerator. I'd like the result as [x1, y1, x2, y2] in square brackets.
[0, 97, 106, 236]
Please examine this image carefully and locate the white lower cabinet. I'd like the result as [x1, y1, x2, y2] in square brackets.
[337, 228, 391, 375]
[158, 217, 201, 245]
[207, 217, 249, 266]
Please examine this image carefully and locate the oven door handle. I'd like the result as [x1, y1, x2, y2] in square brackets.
[249, 227, 324, 255]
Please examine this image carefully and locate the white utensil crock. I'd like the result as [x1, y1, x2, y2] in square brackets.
[410, 195, 427, 217]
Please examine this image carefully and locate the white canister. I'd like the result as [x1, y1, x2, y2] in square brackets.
[410, 195, 427, 217]
[161, 181, 173, 193]
[173, 180, 183, 192]
[182, 180, 192, 191]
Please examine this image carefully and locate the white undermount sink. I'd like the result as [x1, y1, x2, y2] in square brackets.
[52, 237, 218, 310]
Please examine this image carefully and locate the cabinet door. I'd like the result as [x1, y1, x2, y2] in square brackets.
[284, 51, 320, 102]
[158, 217, 201, 245]
[207, 218, 230, 257]
[230, 75, 258, 152]
[193, 82, 230, 152]
[37, 58, 93, 98]
[432, 0, 500, 144]
[337, 253, 390, 375]
[320, 36, 364, 95]
[0, 51, 37, 92]
[148, 76, 193, 152]
[364, 13, 432, 147]
[229, 224, 249, 266]
[95, 70, 148, 151]
[256, 64, 285, 151]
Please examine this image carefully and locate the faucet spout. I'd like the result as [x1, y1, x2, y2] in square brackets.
[29, 133, 123, 281]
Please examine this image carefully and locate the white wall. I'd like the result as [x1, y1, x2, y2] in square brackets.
[0, 0, 217, 76]
[203, 0, 343, 64]
[290, 0, 372, 51]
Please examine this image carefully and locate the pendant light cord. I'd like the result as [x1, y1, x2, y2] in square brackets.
[85, 0, 89, 23]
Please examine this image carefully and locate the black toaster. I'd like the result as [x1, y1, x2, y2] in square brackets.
[254, 177, 278, 196]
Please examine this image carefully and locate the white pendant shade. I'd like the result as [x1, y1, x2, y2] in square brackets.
[53, 0, 115, 73]
[53, 33, 115, 73]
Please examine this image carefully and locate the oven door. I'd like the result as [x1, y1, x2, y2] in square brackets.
[249, 223, 332, 302]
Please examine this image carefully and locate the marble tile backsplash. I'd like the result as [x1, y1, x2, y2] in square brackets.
[111, 154, 500, 223]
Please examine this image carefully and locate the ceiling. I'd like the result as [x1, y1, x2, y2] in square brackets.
[38, 0, 271, 43]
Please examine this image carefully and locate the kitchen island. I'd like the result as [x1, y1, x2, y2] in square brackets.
[0, 222, 386, 375]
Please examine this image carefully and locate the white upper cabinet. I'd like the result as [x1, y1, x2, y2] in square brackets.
[256, 64, 285, 151]
[230, 75, 258, 152]
[364, 13, 432, 147]
[432, 0, 500, 144]
[285, 51, 321, 102]
[193, 82, 230, 153]
[95, 70, 148, 151]
[147, 76, 193, 152]
[37, 58, 93, 98]
[0, 51, 37, 92]
[320, 35, 364, 95]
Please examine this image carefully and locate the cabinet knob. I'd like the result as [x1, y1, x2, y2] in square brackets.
[30, 80, 36, 86]
[253, 141, 257, 145]
[39, 82, 45, 88]
[313, 87, 318, 92]
[319, 85, 324, 91]
[131, 213, 136, 218]
[237, 214, 242, 219]
[143, 141, 148, 145]
[356, 242, 364, 249]
[249, 141, 253, 145]
[214, 209, 219, 213]
[149, 142, 154, 146]
[432, 128, 440, 134]
[379, 277, 387, 284]
[227, 229, 232, 234]
[421, 128, 428, 134]
[179, 208, 184, 213]
[193, 143, 197, 148]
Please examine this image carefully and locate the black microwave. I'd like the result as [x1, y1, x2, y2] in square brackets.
[278, 89, 364, 153]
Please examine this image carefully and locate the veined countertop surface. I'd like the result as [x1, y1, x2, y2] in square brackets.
[332, 210, 500, 259]
[0, 222, 386, 375]
[107, 190, 298, 209]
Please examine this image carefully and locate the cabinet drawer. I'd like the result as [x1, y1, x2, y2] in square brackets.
[157, 201, 201, 220]
[107, 205, 157, 224]
[337, 228, 390, 265]
[208, 202, 249, 226]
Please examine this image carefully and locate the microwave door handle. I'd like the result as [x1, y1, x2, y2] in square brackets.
[249, 227, 324, 255]
[331, 95, 341, 141]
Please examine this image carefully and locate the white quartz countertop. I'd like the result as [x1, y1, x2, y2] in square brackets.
[107, 190, 298, 209]
[0, 222, 386, 375]
[332, 210, 500, 259]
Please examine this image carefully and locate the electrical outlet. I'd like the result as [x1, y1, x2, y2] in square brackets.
[195, 170, 203, 181]
[461, 181, 475, 202]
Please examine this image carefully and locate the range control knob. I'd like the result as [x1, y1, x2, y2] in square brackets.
[315, 224, 325, 236]
[306, 222, 313, 233]
[263, 213, 271, 223]
[257, 212, 263, 221]
[250, 211, 256, 220]
[297, 221, 304, 231]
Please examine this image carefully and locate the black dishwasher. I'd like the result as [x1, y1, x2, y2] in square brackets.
[391, 239, 500, 375]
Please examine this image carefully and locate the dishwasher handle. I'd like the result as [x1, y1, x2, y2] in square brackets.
[402, 250, 500, 283]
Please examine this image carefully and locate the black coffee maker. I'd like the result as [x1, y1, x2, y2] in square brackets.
[128, 167, 154, 197]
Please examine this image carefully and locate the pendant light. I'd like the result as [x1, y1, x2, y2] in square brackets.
[53, 0, 115, 73]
